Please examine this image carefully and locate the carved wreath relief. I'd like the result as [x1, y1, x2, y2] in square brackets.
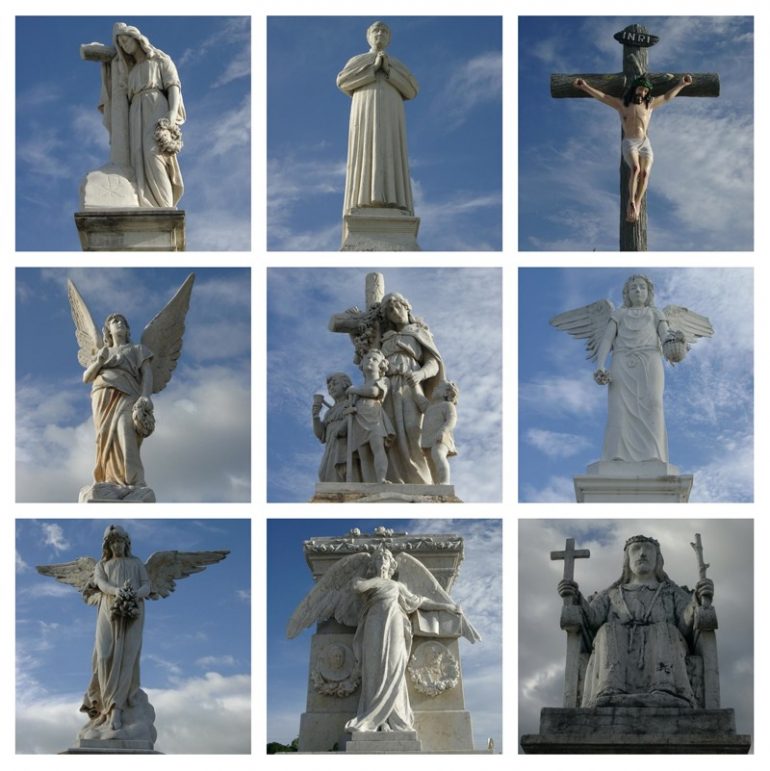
[408, 641, 459, 697]
[311, 642, 361, 697]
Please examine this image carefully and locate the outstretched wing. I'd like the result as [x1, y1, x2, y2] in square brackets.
[67, 280, 103, 368]
[396, 552, 481, 643]
[549, 299, 614, 362]
[662, 305, 714, 346]
[287, 552, 370, 639]
[36, 557, 100, 605]
[140, 273, 195, 394]
[144, 549, 229, 600]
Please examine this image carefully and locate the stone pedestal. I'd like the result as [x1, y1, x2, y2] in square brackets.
[341, 207, 420, 251]
[311, 482, 461, 503]
[574, 460, 692, 503]
[75, 209, 185, 251]
[79, 483, 156, 503]
[62, 739, 161, 754]
[520, 706, 751, 753]
[346, 730, 422, 753]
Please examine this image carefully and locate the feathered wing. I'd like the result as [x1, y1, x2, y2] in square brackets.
[67, 280, 103, 368]
[396, 552, 481, 643]
[140, 273, 195, 394]
[549, 299, 614, 362]
[662, 305, 715, 346]
[144, 549, 229, 600]
[36, 557, 101, 605]
[286, 552, 371, 639]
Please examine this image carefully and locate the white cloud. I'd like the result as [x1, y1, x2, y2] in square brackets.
[41, 524, 70, 553]
[196, 654, 237, 669]
[433, 51, 502, 128]
[16, 551, 30, 573]
[525, 428, 592, 458]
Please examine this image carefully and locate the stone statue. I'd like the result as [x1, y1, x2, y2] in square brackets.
[573, 74, 692, 223]
[80, 22, 186, 209]
[288, 544, 479, 739]
[337, 21, 418, 216]
[68, 274, 195, 502]
[557, 535, 714, 707]
[36, 524, 228, 751]
[329, 289, 447, 485]
[415, 380, 459, 485]
[550, 274, 713, 464]
[312, 372, 354, 483]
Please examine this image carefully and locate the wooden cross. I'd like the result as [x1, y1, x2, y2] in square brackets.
[551, 537, 590, 604]
[550, 23, 720, 251]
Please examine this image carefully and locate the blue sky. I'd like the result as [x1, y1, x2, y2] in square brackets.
[519, 518, 754, 751]
[16, 518, 251, 753]
[268, 16, 502, 251]
[519, 16, 753, 250]
[267, 518, 502, 751]
[519, 268, 753, 502]
[267, 268, 502, 502]
[16, 268, 251, 502]
[16, 16, 250, 251]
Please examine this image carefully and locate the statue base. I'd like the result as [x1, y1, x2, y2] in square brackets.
[520, 707, 751, 753]
[79, 483, 156, 503]
[341, 207, 420, 251]
[311, 482, 461, 503]
[346, 730, 422, 753]
[574, 460, 692, 503]
[75, 208, 185, 251]
[62, 739, 161, 754]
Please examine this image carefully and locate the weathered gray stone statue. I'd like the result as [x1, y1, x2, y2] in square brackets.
[37, 524, 228, 753]
[338, 22, 420, 251]
[75, 22, 186, 250]
[550, 274, 713, 502]
[68, 274, 195, 502]
[312, 272, 460, 502]
[520, 534, 751, 753]
[287, 528, 480, 752]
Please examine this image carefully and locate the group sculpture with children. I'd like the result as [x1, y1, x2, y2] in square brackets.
[312, 273, 459, 487]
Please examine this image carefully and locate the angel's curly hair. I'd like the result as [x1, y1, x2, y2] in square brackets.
[622, 274, 655, 307]
[103, 313, 131, 346]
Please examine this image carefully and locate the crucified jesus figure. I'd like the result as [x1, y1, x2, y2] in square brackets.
[574, 73, 692, 223]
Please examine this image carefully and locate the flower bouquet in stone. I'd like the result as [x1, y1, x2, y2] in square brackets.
[663, 330, 688, 364]
[154, 118, 183, 155]
[111, 581, 141, 620]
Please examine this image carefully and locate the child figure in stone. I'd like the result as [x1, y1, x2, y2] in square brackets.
[345, 349, 395, 483]
[312, 372, 354, 482]
[415, 380, 459, 484]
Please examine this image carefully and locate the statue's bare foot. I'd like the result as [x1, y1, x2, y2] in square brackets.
[109, 708, 122, 731]
[626, 201, 637, 223]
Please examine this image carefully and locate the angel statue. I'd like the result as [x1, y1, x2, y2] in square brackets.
[68, 274, 194, 502]
[287, 544, 479, 744]
[36, 524, 228, 750]
[550, 274, 713, 463]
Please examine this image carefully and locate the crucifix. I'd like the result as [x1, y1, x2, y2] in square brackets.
[551, 24, 720, 251]
[551, 537, 590, 707]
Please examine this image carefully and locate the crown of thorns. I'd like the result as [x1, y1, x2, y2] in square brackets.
[624, 535, 660, 549]
[630, 76, 654, 91]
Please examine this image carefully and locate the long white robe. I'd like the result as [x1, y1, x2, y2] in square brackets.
[603, 307, 668, 462]
[337, 52, 418, 214]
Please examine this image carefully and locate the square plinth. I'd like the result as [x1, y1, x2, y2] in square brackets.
[574, 461, 693, 502]
[75, 209, 185, 251]
[341, 208, 420, 251]
[311, 482, 460, 503]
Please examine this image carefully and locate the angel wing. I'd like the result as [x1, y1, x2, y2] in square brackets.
[662, 305, 714, 346]
[36, 557, 101, 605]
[549, 299, 614, 362]
[140, 273, 195, 394]
[67, 280, 103, 368]
[396, 552, 481, 643]
[144, 549, 229, 600]
[286, 552, 371, 639]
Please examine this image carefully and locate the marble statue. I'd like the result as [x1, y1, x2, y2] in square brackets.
[36, 524, 228, 750]
[327, 279, 453, 487]
[80, 22, 185, 209]
[68, 274, 195, 502]
[338, 22, 418, 216]
[550, 274, 713, 463]
[312, 373, 354, 483]
[415, 380, 459, 484]
[288, 543, 479, 737]
[557, 534, 715, 707]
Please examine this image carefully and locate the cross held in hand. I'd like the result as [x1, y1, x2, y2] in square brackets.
[551, 537, 590, 582]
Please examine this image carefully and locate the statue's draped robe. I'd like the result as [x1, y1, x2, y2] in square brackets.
[346, 577, 422, 732]
[380, 324, 444, 484]
[83, 556, 151, 718]
[579, 580, 697, 707]
[348, 376, 395, 462]
[317, 401, 349, 482]
[337, 52, 418, 214]
[603, 306, 668, 462]
[91, 343, 153, 487]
